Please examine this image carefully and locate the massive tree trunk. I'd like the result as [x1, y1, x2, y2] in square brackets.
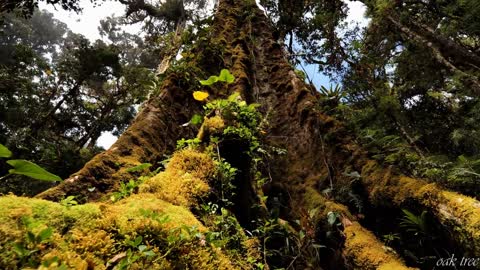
[2, 0, 480, 269]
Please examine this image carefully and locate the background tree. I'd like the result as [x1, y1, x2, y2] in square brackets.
[0, 10, 155, 195]
[115, 0, 210, 74]
[331, 0, 480, 197]
[1, 0, 84, 17]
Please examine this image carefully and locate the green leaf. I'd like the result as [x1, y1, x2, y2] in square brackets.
[27, 231, 36, 243]
[228, 92, 241, 101]
[299, 230, 305, 240]
[37, 227, 53, 242]
[190, 114, 203, 125]
[13, 243, 28, 257]
[143, 250, 156, 257]
[126, 163, 152, 172]
[7, 160, 62, 182]
[0, 143, 12, 158]
[199, 75, 219, 86]
[133, 236, 143, 247]
[218, 69, 235, 83]
[327, 211, 338, 226]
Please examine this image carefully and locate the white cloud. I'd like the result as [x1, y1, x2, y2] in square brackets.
[39, 1, 127, 41]
[346, 0, 369, 28]
[97, 131, 118, 149]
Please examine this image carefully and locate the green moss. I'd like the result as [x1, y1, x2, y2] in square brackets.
[361, 160, 480, 255]
[0, 191, 247, 269]
[344, 223, 415, 270]
[303, 188, 414, 269]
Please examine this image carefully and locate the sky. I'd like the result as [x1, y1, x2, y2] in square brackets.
[40, 1, 129, 41]
[40, 0, 368, 149]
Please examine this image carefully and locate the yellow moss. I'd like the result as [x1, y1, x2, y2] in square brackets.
[189, 247, 237, 270]
[101, 193, 205, 234]
[0, 143, 248, 269]
[303, 187, 354, 222]
[243, 238, 262, 263]
[167, 148, 216, 179]
[139, 148, 215, 207]
[128, 259, 173, 270]
[344, 223, 415, 270]
[140, 171, 210, 207]
[204, 115, 225, 133]
[0, 191, 246, 269]
[41, 250, 92, 270]
[378, 262, 416, 270]
[68, 229, 115, 258]
[361, 160, 480, 254]
[0, 195, 101, 243]
[302, 188, 414, 269]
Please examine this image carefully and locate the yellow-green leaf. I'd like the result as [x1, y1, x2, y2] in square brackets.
[218, 69, 235, 83]
[190, 114, 203, 125]
[126, 163, 152, 172]
[193, 91, 209, 101]
[0, 143, 12, 158]
[7, 160, 62, 182]
[199, 76, 219, 86]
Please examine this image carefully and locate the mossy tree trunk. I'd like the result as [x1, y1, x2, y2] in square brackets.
[36, 83, 201, 202]
[30, 0, 480, 268]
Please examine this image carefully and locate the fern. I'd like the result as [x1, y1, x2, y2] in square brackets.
[348, 191, 364, 214]
[400, 209, 428, 236]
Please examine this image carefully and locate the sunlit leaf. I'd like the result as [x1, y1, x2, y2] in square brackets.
[193, 91, 209, 101]
[227, 92, 240, 101]
[190, 114, 203, 125]
[7, 160, 62, 181]
[0, 143, 12, 158]
[327, 211, 339, 226]
[199, 76, 219, 86]
[218, 69, 235, 83]
[126, 163, 152, 172]
[37, 227, 53, 242]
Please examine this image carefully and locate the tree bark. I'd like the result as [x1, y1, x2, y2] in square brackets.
[36, 76, 201, 202]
